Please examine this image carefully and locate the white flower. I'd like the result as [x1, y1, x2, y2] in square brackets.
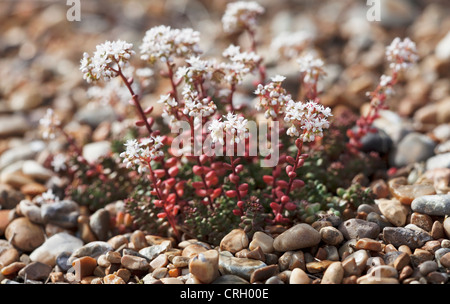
[34, 189, 60, 205]
[39, 108, 61, 140]
[81, 40, 135, 83]
[220, 44, 260, 84]
[209, 113, 249, 145]
[271, 31, 314, 59]
[120, 137, 165, 174]
[254, 76, 292, 119]
[222, 1, 265, 33]
[284, 100, 332, 142]
[181, 86, 217, 124]
[297, 52, 325, 85]
[385, 37, 418, 72]
[140, 25, 201, 64]
[51, 153, 67, 172]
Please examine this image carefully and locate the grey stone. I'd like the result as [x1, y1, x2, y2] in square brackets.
[273, 223, 321, 251]
[338, 219, 380, 240]
[89, 208, 110, 241]
[411, 194, 450, 216]
[218, 252, 266, 281]
[212, 274, 249, 284]
[391, 132, 436, 167]
[435, 248, 450, 268]
[382, 227, 433, 249]
[139, 240, 171, 261]
[69, 241, 113, 262]
[426, 153, 450, 170]
[18, 261, 52, 281]
[41, 200, 80, 228]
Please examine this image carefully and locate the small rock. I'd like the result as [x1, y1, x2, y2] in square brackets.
[103, 274, 126, 284]
[149, 254, 168, 270]
[0, 115, 30, 138]
[418, 260, 438, 276]
[219, 229, 249, 254]
[18, 261, 52, 282]
[72, 256, 98, 281]
[410, 212, 433, 232]
[366, 265, 398, 279]
[5, 217, 45, 252]
[18, 200, 43, 224]
[321, 262, 344, 284]
[370, 179, 390, 199]
[265, 276, 284, 284]
[0, 247, 19, 268]
[20, 183, 47, 197]
[383, 227, 433, 249]
[249, 231, 274, 253]
[0, 184, 24, 209]
[440, 252, 450, 268]
[70, 241, 113, 261]
[435, 248, 450, 268]
[41, 200, 80, 229]
[393, 252, 411, 271]
[249, 264, 278, 283]
[21, 160, 53, 181]
[355, 238, 382, 252]
[444, 217, 450, 238]
[376, 199, 409, 227]
[82, 141, 111, 164]
[289, 268, 310, 284]
[172, 256, 190, 268]
[106, 251, 122, 264]
[121, 255, 149, 272]
[160, 277, 184, 284]
[431, 221, 445, 239]
[130, 230, 148, 251]
[388, 177, 436, 205]
[320, 226, 344, 246]
[139, 241, 171, 260]
[1, 262, 26, 276]
[278, 250, 306, 271]
[189, 249, 219, 284]
[107, 234, 128, 250]
[390, 132, 436, 167]
[427, 271, 448, 284]
[55, 252, 72, 272]
[29, 232, 83, 266]
[426, 152, 450, 170]
[273, 224, 321, 251]
[338, 219, 380, 240]
[411, 194, 450, 216]
[342, 250, 370, 276]
[89, 208, 110, 241]
[218, 252, 266, 281]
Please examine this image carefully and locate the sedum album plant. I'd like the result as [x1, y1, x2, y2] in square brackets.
[38, 1, 418, 243]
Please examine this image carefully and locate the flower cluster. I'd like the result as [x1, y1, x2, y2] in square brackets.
[220, 44, 261, 84]
[254, 75, 292, 119]
[120, 137, 164, 174]
[271, 31, 314, 60]
[176, 56, 214, 84]
[140, 25, 202, 64]
[158, 93, 180, 128]
[297, 52, 326, 85]
[284, 100, 332, 142]
[80, 40, 135, 83]
[39, 108, 61, 140]
[385, 37, 419, 72]
[209, 113, 249, 145]
[182, 86, 217, 124]
[222, 1, 265, 33]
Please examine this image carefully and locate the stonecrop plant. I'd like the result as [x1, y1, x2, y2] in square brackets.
[38, 1, 419, 244]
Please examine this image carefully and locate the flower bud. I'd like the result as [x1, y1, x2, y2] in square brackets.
[285, 202, 297, 211]
[168, 166, 179, 177]
[225, 190, 237, 198]
[263, 175, 273, 184]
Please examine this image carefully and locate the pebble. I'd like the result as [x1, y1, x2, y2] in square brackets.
[5, 217, 45, 252]
[439, 252, 450, 268]
[342, 250, 369, 276]
[55, 252, 72, 272]
[20, 183, 47, 197]
[355, 238, 382, 252]
[289, 268, 310, 284]
[218, 252, 266, 281]
[19, 200, 43, 224]
[89, 208, 110, 241]
[411, 194, 450, 216]
[321, 262, 344, 284]
[149, 253, 168, 270]
[435, 248, 450, 268]
[445, 217, 450, 238]
[1, 262, 26, 276]
[426, 152, 450, 170]
[278, 250, 306, 271]
[383, 227, 433, 249]
[130, 230, 148, 251]
[72, 256, 98, 281]
[121, 254, 149, 272]
[0, 247, 19, 268]
[250, 264, 279, 283]
[18, 261, 52, 281]
[139, 240, 171, 260]
[431, 221, 445, 239]
[376, 199, 409, 227]
[21, 160, 53, 181]
[427, 271, 448, 284]
[320, 226, 344, 246]
[273, 223, 321, 251]
[391, 132, 436, 167]
[188, 249, 219, 284]
[306, 260, 334, 274]
[388, 177, 436, 205]
[69, 241, 113, 261]
[41, 200, 80, 229]
[107, 234, 128, 250]
[249, 231, 274, 253]
[29, 232, 83, 266]
[418, 260, 438, 276]
[338, 219, 380, 240]
[82, 141, 111, 164]
[103, 274, 126, 284]
[219, 229, 249, 254]
[393, 252, 411, 271]
[0, 115, 30, 138]
[0, 184, 24, 209]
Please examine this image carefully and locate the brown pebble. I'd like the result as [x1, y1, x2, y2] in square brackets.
[116, 268, 131, 282]
[384, 244, 398, 253]
[152, 267, 168, 279]
[103, 274, 126, 284]
[355, 238, 382, 252]
[371, 179, 389, 199]
[342, 275, 357, 284]
[106, 251, 122, 264]
[121, 254, 149, 272]
[81, 276, 98, 284]
[410, 212, 433, 232]
[440, 252, 450, 268]
[250, 264, 279, 283]
[431, 221, 445, 239]
[398, 245, 412, 255]
[150, 254, 168, 270]
[0, 247, 19, 268]
[130, 230, 148, 251]
[399, 265, 413, 281]
[306, 260, 334, 274]
[315, 247, 328, 260]
[1, 261, 26, 276]
[72, 256, 98, 281]
[20, 183, 47, 197]
[421, 240, 441, 254]
[49, 271, 65, 283]
[393, 252, 410, 271]
[182, 244, 207, 258]
[410, 249, 434, 266]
